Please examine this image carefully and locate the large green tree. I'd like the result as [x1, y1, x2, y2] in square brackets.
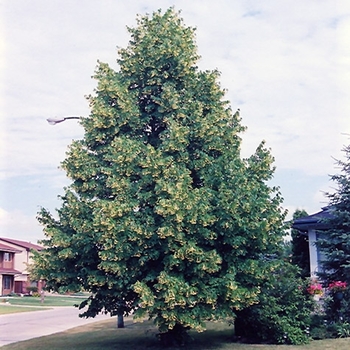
[316, 144, 350, 323]
[318, 144, 350, 285]
[33, 8, 286, 342]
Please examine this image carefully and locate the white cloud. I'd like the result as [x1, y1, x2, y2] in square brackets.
[0, 115, 84, 179]
[0, 207, 44, 243]
[1, 0, 350, 241]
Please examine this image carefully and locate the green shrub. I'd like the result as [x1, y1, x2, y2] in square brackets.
[310, 314, 331, 339]
[322, 289, 350, 323]
[334, 321, 350, 338]
[26, 286, 38, 294]
[234, 261, 313, 345]
[310, 312, 350, 339]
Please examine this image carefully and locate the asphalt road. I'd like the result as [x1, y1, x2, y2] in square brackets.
[0, 307, 114, 347]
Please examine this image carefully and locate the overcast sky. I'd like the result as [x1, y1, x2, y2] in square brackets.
[1, 0, 349, 243]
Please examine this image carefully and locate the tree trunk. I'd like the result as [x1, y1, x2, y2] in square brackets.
[117, 314, 124, 328]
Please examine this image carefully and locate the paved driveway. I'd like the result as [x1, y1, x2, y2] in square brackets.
[0, 307, 113, 347]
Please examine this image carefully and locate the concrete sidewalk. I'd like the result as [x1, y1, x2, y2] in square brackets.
[0, 307, 114, 347]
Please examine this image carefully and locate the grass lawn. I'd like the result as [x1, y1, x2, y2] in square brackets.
[0, 295, 86, 315]
[1, 319, 349, 350]
[5, 295, 87, 308]
[0, 304, 48, 315]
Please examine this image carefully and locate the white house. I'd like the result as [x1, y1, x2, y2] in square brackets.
[291, 206, 333, 278]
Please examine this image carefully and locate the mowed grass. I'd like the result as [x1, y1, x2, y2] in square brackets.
[0, 295, 86, 315]
[0, 304, 48, 315]
[1, 318, 350, 350]
[6, 295, 87, 308]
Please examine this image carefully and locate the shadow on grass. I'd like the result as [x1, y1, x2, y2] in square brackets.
[1, 319, 237, 350]
[2, 319, 350, 350]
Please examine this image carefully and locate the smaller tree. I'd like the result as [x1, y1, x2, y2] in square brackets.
[318, 144, 350, 284]
[234, 259, 313, 345]
[291, 209, 310, 278]
[317, 144, 350, 322]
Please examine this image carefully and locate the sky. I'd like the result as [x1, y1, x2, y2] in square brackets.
[0, 0, 349, 243]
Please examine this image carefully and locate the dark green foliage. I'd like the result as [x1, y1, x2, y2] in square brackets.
[25, 286, 39, 294]
[318, 144, 350, 285]
[310, 310, 350, 340]
[234, 261, 313, 345]
[304, 143, 350, 340]
[33, 8, 287, 340]
[291, 209, 310, 278]
[316, 144, 350, 326]
[321, 289, 350, 323]
[309, 314, 339, 340]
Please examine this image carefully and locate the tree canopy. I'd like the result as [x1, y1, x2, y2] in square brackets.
[33, 8, 287, 340]
[318, 143, 350, 284]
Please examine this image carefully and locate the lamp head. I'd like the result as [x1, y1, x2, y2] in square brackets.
[47, 116, 81, 125]
[47, 117, 66, 125]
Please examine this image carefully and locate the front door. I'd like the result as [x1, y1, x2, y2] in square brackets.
[14, 281, 23, 294]
[2, 275, 13, 295]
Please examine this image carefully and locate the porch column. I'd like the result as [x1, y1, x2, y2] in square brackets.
[308, 229, 318, 277]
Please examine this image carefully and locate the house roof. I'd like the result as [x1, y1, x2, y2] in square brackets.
[292, 206, 333, 232]
[0, 242, 21, 253]
[0, 237, 42, 251]
[0, 267, 22, 275]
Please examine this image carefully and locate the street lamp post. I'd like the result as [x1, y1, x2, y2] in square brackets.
[46, 114, 125, 328]
[46, 116, 81, 125]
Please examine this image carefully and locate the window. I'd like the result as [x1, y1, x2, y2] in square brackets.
[4, 253, 12, 262]
[316, 231, 327, 274]
[4, 276, 12, 289]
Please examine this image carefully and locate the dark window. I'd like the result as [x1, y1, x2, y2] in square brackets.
[4, 276, 12, 289]
[4, 253, 12, 262]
